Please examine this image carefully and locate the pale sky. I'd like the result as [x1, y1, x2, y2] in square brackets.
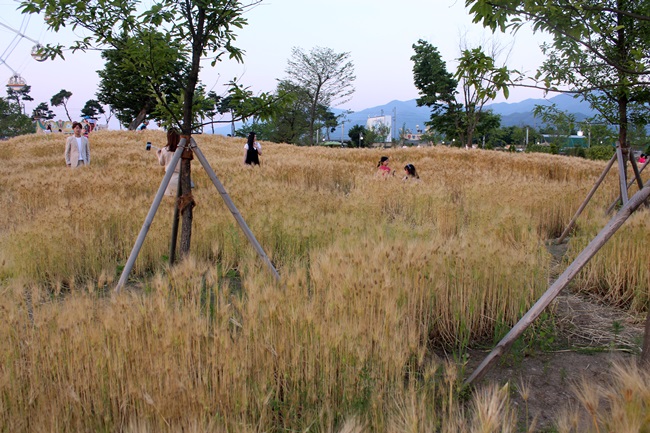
[0, 0, 550, 126]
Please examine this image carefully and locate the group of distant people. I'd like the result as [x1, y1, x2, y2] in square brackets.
[45, 117, 96, 137]
[64, 125, 427, 190]
[376, 156, 420, 181]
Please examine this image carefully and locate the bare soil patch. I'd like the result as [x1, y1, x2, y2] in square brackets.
[462, 240, 645, 431]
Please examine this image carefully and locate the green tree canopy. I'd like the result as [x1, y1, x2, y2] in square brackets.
[50, 89, 73, 122]
[96, 30, 190, 129]
[6, 84, 33, 111]
[80, 99, 105, 120]
[348, 124, 371, 148]
[411, 39, 511, 147]
[0, 97, 33, 137]
[32, 102, 55, 120]
[465, 0, 650, 148]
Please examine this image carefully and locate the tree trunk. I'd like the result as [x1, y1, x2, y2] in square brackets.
[63, 102, 72, 122]
[129, 107, 148, 130]
[179, 153, 193, 258]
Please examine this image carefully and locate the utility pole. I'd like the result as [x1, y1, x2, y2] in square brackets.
[526, 127, 529, 147]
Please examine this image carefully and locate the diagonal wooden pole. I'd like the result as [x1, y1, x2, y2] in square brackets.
[615, 143, 629, 205]
[114, 138, 187, 293]
[465, 179, 650, 386]
[606, 158, 649, 214]
[190, 137, 280, 282]
[556, 153, 617, 244]
[629, 153, 645, 191]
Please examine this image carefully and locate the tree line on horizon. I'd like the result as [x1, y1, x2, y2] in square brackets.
[3, 0, 650, 156]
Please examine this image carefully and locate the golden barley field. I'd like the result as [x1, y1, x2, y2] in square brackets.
[0, 130, 648, 432]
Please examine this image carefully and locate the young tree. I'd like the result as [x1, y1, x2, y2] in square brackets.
[21, 0, 265, 259]
[284, 46, 356, 145]
[50, 89, 73, 122]
[456, 46, 513, 147]
[411, 39, 513, 148]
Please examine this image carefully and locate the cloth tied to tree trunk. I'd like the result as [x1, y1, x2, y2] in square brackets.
[178, 193, 195, 214]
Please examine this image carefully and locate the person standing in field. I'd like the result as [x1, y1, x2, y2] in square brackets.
[83, 119, 91, 136]
[64, 121, 90, 168]
[157, 129, 181, 196]
[244, 131, 262, 165]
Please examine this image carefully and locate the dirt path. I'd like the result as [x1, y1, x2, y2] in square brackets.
[463, 240, 645, 431]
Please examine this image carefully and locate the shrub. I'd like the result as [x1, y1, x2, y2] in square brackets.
[586, 145, 614, 160]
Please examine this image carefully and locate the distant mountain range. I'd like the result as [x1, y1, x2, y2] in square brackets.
[211, 93, 597, 139]
[330, 93, 596, 140]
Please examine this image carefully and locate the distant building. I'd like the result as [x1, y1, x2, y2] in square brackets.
[366, 115, 392, 143]
[541, 134, 588, 148]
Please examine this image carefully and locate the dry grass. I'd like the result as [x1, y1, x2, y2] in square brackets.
[556, 359, 650, 432]
[0, 130, 645, 431]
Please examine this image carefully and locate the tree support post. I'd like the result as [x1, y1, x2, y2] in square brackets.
[556, 153, 617, 244]
[190, 137, 280, 281]
[607, 158, 649, 214]
[615, 143, 629, 205]
[115, 138, 187, 293]
[465, 179, 650, 386]
[629, 154, 645, 191]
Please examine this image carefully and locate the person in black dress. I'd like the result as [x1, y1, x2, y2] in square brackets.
[244, 131, 262, 165]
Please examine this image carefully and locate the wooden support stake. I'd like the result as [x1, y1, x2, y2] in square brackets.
[629, 154, 645, 191]
[556, 153, 617, 244]
[191, 138, 281, 282]
[115, 139, 187, 293]
[616, 144, 629, 205]
[607, 158, 649, 214]
[465, 179, 650, 386]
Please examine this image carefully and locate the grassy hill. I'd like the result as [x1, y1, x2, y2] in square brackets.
[0, 131, 647, 431]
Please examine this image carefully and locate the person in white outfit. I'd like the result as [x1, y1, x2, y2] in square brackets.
[157, 129, 181, 196]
